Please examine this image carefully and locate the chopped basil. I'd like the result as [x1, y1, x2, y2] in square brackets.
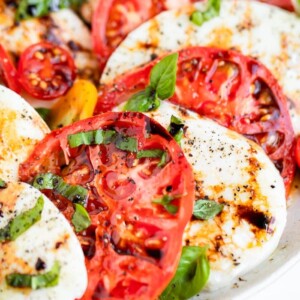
[160, 246, 210, 300]
[193, 199, 224, 220]
[6, 261, 60, 289]
[35, 108, 51, 123]
[168, 115, 184, 144]
[137, 149, 165, 159]
[115, 135, 138, 152]
[33, 173, 88, 206]
[71, 203, 91, 232]
[124, 53, 178, 112]
[0, 178, 7, 189]
[190, 0, 221, 26]
[16, 0, 85, 21]
[152, 194, 178, 214]
[68, 129, 116, 148]
[0, 196, 44, 242]
[157, 151, 167, 168]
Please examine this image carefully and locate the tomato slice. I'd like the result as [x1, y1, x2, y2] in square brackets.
[259, 0, 294, 10]
[19, 112, 194, 299]
[0, 44, 20, 93]
[92, 0, 199, 71]
[17, 42, 76, 100]
[96, 47, 296, 194]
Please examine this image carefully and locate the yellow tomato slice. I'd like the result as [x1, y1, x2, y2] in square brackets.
[49, 79, 98, 129]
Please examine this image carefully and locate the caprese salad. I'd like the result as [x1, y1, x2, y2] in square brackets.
[0, 0, 299, 299]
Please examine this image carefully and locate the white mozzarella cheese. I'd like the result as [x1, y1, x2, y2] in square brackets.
[0, 182, 87, 299]
[0, 86, 49, 181]
[117, 101, 287, 290]
[102, 0, 300, 134]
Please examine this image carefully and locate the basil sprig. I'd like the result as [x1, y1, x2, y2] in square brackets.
[124, 53, 178, 112]
[160, 246, 210, 300]
[190, 0, 221, 26]
[6, 261, 60, 289]
[152, 194, 178, 214]
[193, 199, 224, 220]
[0, 196, 44, 242]
[33, 173, 88, 205]
[71, 203, 91, 232]
[168, 115, 184, 144]
[16, 0, 85, 21]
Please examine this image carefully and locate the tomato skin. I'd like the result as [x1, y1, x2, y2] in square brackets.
[92, 0, 200, 71]
[19, 112, 195, 300]
[0, 44, 21, 93]
[17, 42, 76, 100]
[259, 0, 294, 10]
[96, 47, 296, 194]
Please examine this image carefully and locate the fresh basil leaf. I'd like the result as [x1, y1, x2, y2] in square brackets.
[190, 0, 221, 26]
[0, 196, 44, 242]
[160, 246, 210, 300]
[68, 129, 116, 148]
[6, 261, 60, 289]
[16, 0, 85, 21]
[124, 53, 178, 112]
[115, 135, 138, 153]
[150, 53, 178, 100]
[137, 149, 165, 159]
[33, 173, 88, 205]
[193, 200, 224, 220]
[0, 178, 7, 189]
[152, 194, 178, 214]
[71, 203, 91, 232]
[123, 87, 159, 112]
[168, 115, 184, 144]
[35, 107, 51, 123]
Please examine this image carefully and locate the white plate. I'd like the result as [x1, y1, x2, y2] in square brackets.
[196, 175, 300, 300]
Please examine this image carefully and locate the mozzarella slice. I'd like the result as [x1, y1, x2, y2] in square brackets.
[0, 182, 87, 299]
[116, 101, 286, 290]
[102, 0, 300, 134]
[0, 86, 49, 181]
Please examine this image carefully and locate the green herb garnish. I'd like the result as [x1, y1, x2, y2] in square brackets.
[16, 0, 85, 21]
[137, 149, 165, 159]
[168, 115, 184, 144]
[35, 108, 51, 123]
[33, 173, 88, 205]
[152, 194, 178, 214]
[124, 53, 178, 112]
[6, 261, 60, 289]
[190, 0, 221, 26]
[68, 129, 116, 148]
[160, 246, 210, 300]
[115, 135, 138, 152]
[71, 203, 91, 233]
[193, 199, 224, 220]
[0, 196, 44, 242]
[0, 178, 7, 189]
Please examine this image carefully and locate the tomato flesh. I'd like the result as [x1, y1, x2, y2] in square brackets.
[19, 112, 194, 299]
[17, 42, 76, 100]
[96, 47, 296, 194]
[92, 0, 200, 71]
[0, 44, 20, 93]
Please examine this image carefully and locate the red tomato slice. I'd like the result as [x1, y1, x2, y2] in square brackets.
[17, 42, 76, 100]
[0, 44, 21, 93]
[19, 112, 195, 299]
[96, 47, 296, 194]
[259, 0, 294, 10]
[295, 136, 300, 168]
[92, 0, 199, 71]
